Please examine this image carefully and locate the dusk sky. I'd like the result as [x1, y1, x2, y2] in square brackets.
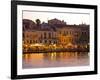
[23, 11, 90, 25]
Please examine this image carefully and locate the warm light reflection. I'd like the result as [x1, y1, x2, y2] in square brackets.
[24, 53, 43, 60]
[23, 52, 89, 68]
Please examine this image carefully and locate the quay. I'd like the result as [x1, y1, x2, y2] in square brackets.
[23, 48, 89, 54]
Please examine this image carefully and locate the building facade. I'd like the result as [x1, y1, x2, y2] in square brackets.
[23, 19, 89, 48]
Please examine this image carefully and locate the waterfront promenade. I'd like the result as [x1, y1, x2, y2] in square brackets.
[23, 48, 89, 53]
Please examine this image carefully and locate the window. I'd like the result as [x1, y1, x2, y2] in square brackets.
[44, 32, 46, 38]
[27, 40, 29, 44]
[35, 40, 37, 43]
[66, 31, 68, 35]
[30, 40, 32, 44]
[40, 40, 42, 43]
[49, 40, 51, 44]
[40, 34, 43, 39]
[45, 40, 47, 43]
[48, 33, 51, 38]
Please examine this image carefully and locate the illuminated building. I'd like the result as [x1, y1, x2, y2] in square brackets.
[23, 19, 89, 47]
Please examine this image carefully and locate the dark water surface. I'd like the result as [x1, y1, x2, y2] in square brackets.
[23, 52, 89, 69]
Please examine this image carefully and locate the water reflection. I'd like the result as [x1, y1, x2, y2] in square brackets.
[23, 52, 89, 68]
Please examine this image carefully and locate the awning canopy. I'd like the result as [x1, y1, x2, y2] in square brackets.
[30, 43, 44, 47]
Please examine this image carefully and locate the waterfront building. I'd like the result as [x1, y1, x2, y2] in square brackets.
[23, 19, 89, 48]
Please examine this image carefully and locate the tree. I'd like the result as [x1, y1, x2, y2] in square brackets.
[36, 19, 41, 26]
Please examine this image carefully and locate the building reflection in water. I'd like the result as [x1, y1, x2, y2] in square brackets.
[23, 52, 89, 69]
